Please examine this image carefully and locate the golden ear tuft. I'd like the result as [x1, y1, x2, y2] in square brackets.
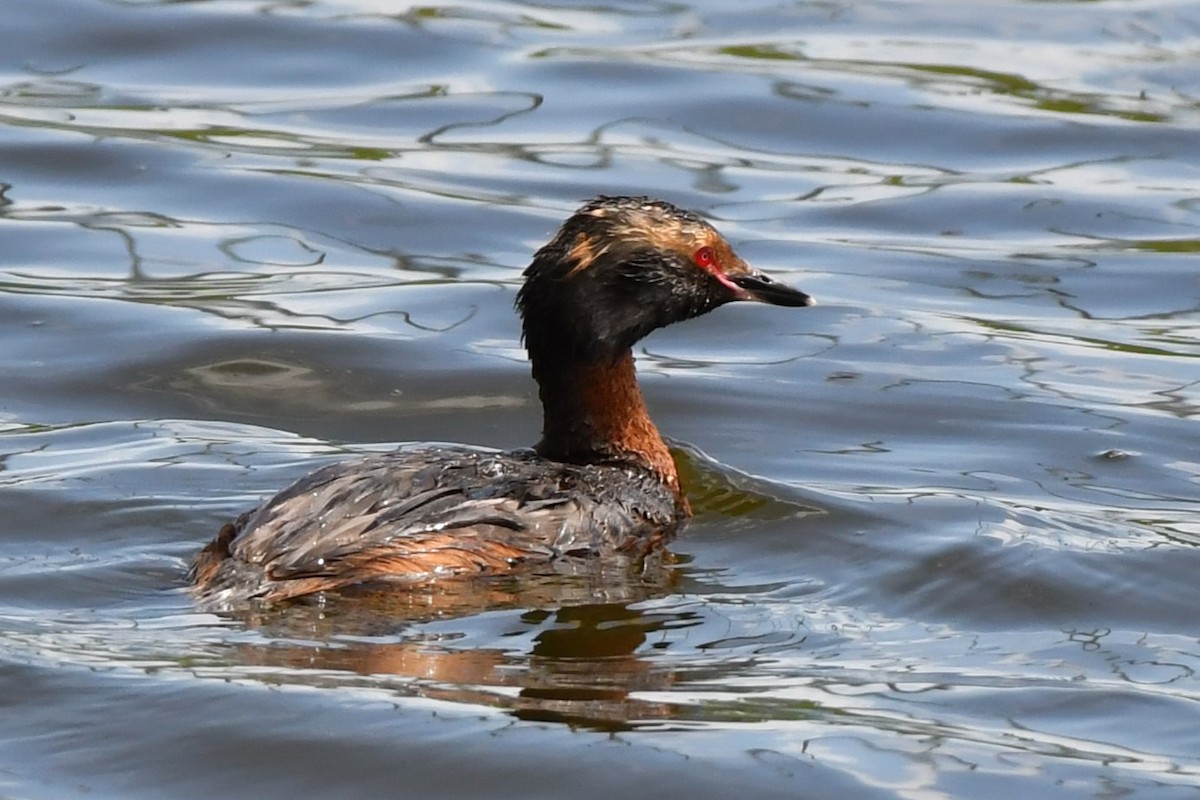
[566, 234, 596, 276]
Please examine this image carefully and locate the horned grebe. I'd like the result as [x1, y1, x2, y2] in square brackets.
[191, 196, 813, 605]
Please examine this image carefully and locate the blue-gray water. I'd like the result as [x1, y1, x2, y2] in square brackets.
[2, 1, 1199, 798]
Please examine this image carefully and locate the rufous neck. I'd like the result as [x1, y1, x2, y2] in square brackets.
[533, 350, 680, 495]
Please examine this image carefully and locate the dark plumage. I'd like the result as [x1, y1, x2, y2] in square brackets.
[190, 196, 813, 607]
[191, 446, 679, 604]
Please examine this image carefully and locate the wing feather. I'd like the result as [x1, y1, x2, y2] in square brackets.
[192, 445, 682, 604]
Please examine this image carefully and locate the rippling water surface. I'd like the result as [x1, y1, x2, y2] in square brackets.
[2, 1, 1199, 797]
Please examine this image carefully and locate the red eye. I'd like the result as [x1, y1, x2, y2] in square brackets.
[694, 246, 716, 267]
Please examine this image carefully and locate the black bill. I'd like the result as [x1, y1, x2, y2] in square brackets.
[732, 271, 815, 307]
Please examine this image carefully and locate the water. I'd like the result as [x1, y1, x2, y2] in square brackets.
[2, 0, 1199, 797]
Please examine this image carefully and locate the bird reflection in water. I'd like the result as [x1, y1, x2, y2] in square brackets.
[219, 557, 697, 730]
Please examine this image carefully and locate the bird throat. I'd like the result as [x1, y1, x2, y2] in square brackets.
[533, 350, 681, 496]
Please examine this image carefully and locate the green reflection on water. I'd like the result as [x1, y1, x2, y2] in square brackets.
[970, 317, 1196, 359]
[1120, 238, 1200, 254]
[713, 45, 1168, 124]
[718, 44, 800, 62]
[907, 63, 1167, 123]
